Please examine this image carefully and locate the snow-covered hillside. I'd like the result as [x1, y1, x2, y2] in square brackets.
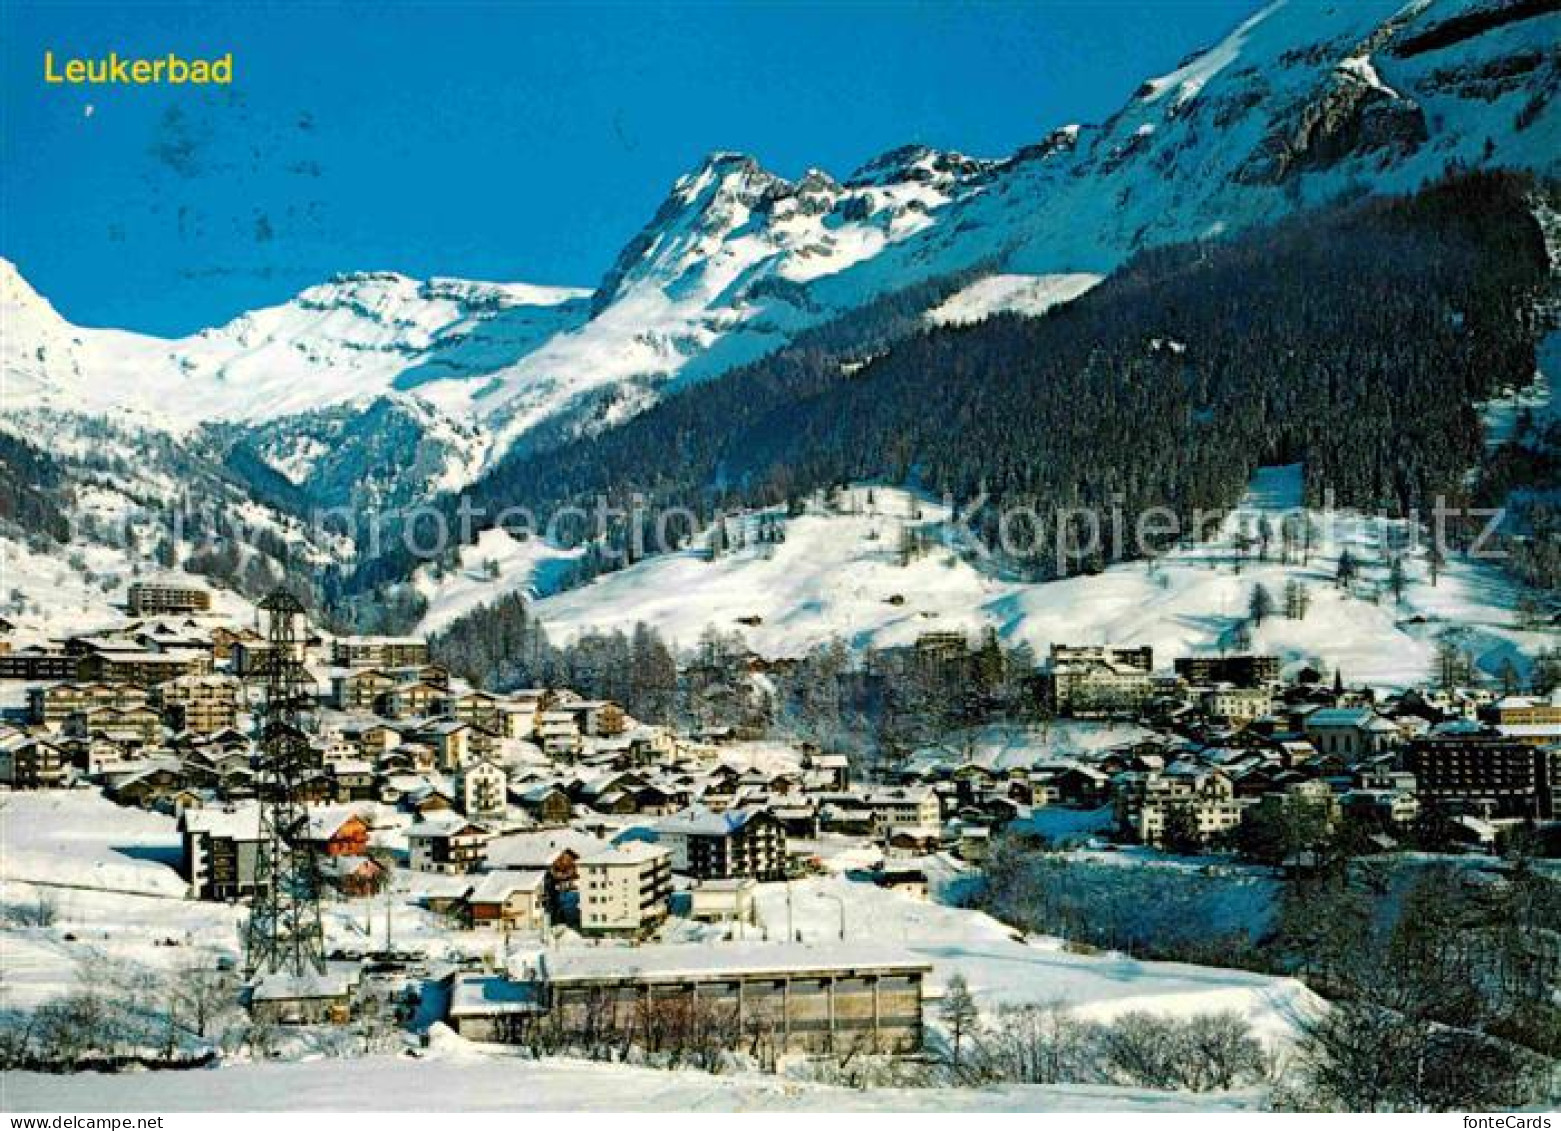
[0, 532, 257, 649]
[486, 469, 1546, 688]
[0, 260, 587, 430]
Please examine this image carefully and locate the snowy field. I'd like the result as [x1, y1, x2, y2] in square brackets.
[423, 467, 1544, 688]
[1, 1051, 1260, 1112]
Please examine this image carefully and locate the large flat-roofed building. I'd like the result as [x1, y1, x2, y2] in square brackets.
[447, 944, 931, 1055]
[127, 582, 212, 616]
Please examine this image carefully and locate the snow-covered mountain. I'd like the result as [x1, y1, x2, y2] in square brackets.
[3, 0, 1556, 502]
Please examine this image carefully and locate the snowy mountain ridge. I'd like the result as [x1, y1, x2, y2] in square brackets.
[3, 0, 1555, 501]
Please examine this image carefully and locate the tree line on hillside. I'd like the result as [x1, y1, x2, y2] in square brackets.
[444, 171, 1548, 588]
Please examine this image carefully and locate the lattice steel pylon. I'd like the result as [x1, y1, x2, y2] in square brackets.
[243, 589, 326, 980]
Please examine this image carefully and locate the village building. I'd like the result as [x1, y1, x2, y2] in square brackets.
[126, 581, 212, 616]
[74, 642, 210, 687]
[152, 674, 240, 734]
[318, 854, 386, 898]
[381, 680, 444, 721]
[0, 646, 85, 682]
[328, 758, 376, 802]
[555, 700, 628, 738]
[435, 690, 509, 735]
[66, 703, 164, 748]
[1043, 645, 1155, 716]
[209, 626, 262, 662]
[537, 711, 582, 759]
[332, 668, 398, 713]
[405, 719, 474, 772]
[464, 869, 550, 931]
[28, 681, 149, 728]
[248, 971, 355, 1025]
[331, 636, 430, 669]
[861, 787, 941, 833]
[1200, 685, 1273, 723]
[1115, 765, 1244, 847]
[449, 945, 931, 1056]
[1484, 691, 1561, 747]
[458, 758, 508, 819]
[688, 876, 757, 923]
[1174, 655, 1281, 687]
[805, 751, 851, 790]
[1303, 707, 1402, 760]
[303, 809, 371, 857]
[873, 868, 930, 900]
[180, 806, 265, 901]
[513, 782, 573, 825]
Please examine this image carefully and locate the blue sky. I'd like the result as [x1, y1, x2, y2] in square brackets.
[3, 1, 1259, 336]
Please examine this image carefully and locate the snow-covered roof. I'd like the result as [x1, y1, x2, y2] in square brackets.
[250, 970, 354, 1001]
[1497, 724, 1561, 739]
[180, 806, 262, 840]
[448, 973, 545, 1017]
[656, 804, 767, 837]
[467, 868, 549, 903]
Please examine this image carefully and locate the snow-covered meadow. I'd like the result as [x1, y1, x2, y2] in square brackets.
[418, 465, 1545, 689]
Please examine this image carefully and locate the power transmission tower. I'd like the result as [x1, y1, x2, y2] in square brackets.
[243, 589, 326, 980]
